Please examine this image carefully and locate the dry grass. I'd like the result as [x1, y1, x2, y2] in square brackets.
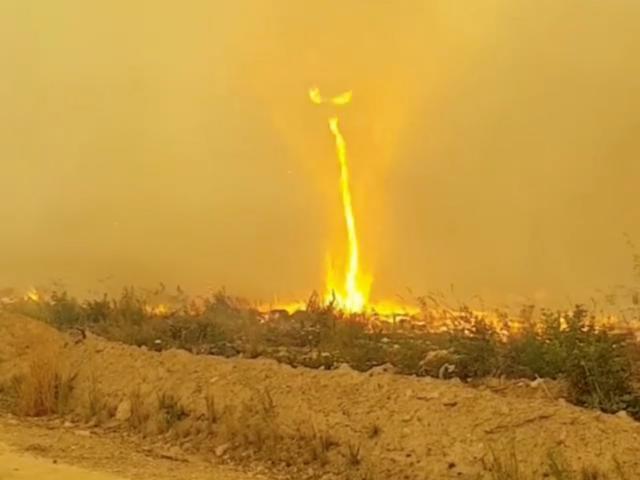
[217, 388, 280, 457]
[366, 422, 381, 439]
[484, 445, 526, 480]
[295, 424, 339, 466]
[128, 386, 149, 430]
[346, 441, 362, 467]
[12, 348, 74, 417]
[484, 447, 620, 480]
[85, 372, 107, 421]
[157, 392, 188, 431]
[204, 390, 219, 430]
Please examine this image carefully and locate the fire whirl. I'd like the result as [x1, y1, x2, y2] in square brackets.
[309, 87, 370, 313]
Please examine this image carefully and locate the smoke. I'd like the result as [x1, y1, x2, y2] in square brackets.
[1, 1, 639, 305]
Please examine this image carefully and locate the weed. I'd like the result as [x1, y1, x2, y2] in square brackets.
[547, 450, 572, 480]
[546, 451, 610, 480]
[83, 295, 112, 324]
[366, 423, 381, 439]
[256, 388, 275, 418]
[47, 291, 82, 329]
[484, 444, 526, 480]
[301, 427, 338, 466]
[448, 309, 503, 378]
[346, 442, 362, 467]
[579, 466, 608, 480]
[128, 386, 149, 430]
[86, 373, 106, 421]
[205, 391, 219, 427]
[157, 392, 188, 430]
[613, 457, 629, 480]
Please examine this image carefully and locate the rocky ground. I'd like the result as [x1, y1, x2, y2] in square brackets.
[1, 312, 639, 479]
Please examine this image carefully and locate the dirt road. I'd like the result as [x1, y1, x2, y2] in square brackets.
[0, 416, 277, 480]
[0, 443, 123, 480]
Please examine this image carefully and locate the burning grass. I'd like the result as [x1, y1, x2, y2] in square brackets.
[4, 286, 640, 420]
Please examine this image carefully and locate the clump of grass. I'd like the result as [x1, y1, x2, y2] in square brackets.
[221, 388, 280, 455]
[298, 426, 338, 466]
[484, 444, 527, 480]
[128, 386, 149, 430]
[12, 349, 74, 417]
[540, 307, 636, 415]
[47, 291, 83, 329]
[85, 372, 107, 422]
[205, 390, 219, 428]
[366, 423, 381, 439]
[448, 308, 503, 378]
[484, 447, 615, 480]
[547, 451, 573, 480]
[346, 441, 362, 467]
[579, 467, 609, 480]
[157, 392, 188, 431]
[503, 306, 639, 417]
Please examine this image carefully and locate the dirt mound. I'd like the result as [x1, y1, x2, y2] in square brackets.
[1, 313, 640, 479]
[0, 313, 66, 383]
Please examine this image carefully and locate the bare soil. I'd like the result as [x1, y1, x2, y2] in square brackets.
[1, 312, 640, 479]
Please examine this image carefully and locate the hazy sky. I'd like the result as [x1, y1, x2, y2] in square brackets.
[1, 1, 639, 305]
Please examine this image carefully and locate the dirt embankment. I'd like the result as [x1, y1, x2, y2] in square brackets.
[1, 312, 639, 479]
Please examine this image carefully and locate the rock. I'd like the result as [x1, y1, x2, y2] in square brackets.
[74, 430, 91, 437]
[484, 377, 503, 389]
[215, 443, 230, 457]
[530, 377, 544, 388]
[616, 410, 633, 421]
[156, 446, 187, 462]
[419, 349, 459, 377]
[115, 399, 132, 421]
[498, 404, 510, 415]
[368, 363, 397, 376]
[168, 446, 182, 458]
[416, 391, 440, 401]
